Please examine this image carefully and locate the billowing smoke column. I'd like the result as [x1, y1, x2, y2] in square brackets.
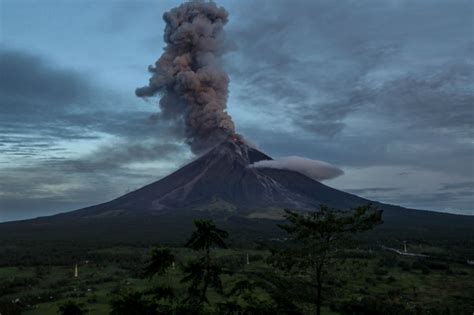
[136, 0, 235, 153]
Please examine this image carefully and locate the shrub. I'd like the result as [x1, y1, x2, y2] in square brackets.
[336, 296, 413, 315]
[109, 290, 156, 315]
[374, 268, 388, 276]
[398, 261, 411, 271]
[378, 255, 398, 268]
[386, 276, 396, 283]
[57, 300, 87, 315]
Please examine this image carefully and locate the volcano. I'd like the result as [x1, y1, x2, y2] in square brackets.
[1, 138, 473, 244]
[54, 138, 372, 220]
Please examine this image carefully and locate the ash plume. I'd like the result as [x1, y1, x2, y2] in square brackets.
[136, 0, 235, 153]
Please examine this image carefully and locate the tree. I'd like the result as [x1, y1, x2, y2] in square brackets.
[109, 290, 157, 315]
[143, 247, 175, 278]
[143, 247, 175, 312]
[221, 277, 297, 314]
[181, 219, 229, 307]
[184, 219, 229, 254]
[57, 300, 87, 315]
[278, 203, 383, 315]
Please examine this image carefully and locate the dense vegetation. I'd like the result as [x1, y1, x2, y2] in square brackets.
[0, 205, 473, 314]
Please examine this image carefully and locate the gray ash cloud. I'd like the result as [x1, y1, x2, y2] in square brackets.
[136, 1, 235, 153]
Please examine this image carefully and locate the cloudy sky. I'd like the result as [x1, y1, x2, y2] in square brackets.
[0, 0, 473, 222]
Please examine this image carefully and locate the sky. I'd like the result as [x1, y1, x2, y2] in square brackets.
[0, 0, 473, 222]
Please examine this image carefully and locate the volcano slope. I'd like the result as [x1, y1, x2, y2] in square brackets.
[1, 139, 473, 245]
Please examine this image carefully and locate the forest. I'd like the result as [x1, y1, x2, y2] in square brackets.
[0, 204, 473, 315]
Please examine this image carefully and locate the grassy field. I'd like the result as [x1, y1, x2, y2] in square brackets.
[1, 244, 473, 314]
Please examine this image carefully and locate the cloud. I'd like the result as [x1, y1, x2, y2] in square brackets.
[371, 63, 474, 132]
[226, 0, 473, 138]
[0, 47, 188, 158]
[379, 191, 474, 215]
[440, 181, 474, 191]
[0, 47, 92, 116]
[249, 156, 343, 181]
[0, 139, 191, 222]
[0, 47, 98, 157]
[346, 187, 400, 195]
[135, 1, 236, 153]
[0, 47, 193, 221]
[59, 140, 188, 172]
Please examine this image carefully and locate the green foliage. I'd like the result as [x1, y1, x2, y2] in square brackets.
[57, 300, 87, 315]
[216, 300, 244, 314]
[140, 248, 177, 313]
[277, 203, 383, 315]
[184, 219, 229, 252]
[0, 276, 39, 296]
[180, 219, 229, 307]
[280, 203, 383, 242]
[220, 276, 300, 314]
[181, 257, 225, 304]
[143, 248, 174, 278]
[3, 209, 474, 314]
[398, 260, 411, 271]
[374, 268, 389, 276]
[378, 254, 398, 268]
[335, 295, 457, 315]
[109, 290, 156, 315]
[337, 296, 411, 315]
[0, 301, 22, 315]
[146, 285, 174, 301]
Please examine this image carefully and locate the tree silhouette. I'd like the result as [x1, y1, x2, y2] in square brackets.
[142, 247, 176, 312]
[181, 219, 229, 308]
[143, 247, 174, 278]
[184, 219, 229, 254]
[278, 203, 383, 315]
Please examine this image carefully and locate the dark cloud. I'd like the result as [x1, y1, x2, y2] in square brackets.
[372, 63, 474, 132]
[240, 124, 474, 179]
[225, 0, 473, 196]
[440, 182, 474, 191]
[0, 48, 93, 116]
[0, 165, 123, 222]
[136, 1, 236, 153]
[226, 0, 473, 138]
[0, 47, 191, 221]
[0, 47, 186, 158]
[0, 47, 97, 158]
[57, 140, 186, 173]
[0, 139, 190, 221]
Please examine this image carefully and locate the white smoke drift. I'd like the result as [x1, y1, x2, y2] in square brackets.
[136, 0, 235, 153]
[249, 156, 344, 181]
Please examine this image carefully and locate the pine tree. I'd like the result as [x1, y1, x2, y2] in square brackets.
[278, 203, 383, 315]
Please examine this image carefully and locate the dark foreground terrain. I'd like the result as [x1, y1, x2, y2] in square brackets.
[1, 211, 473, 315]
